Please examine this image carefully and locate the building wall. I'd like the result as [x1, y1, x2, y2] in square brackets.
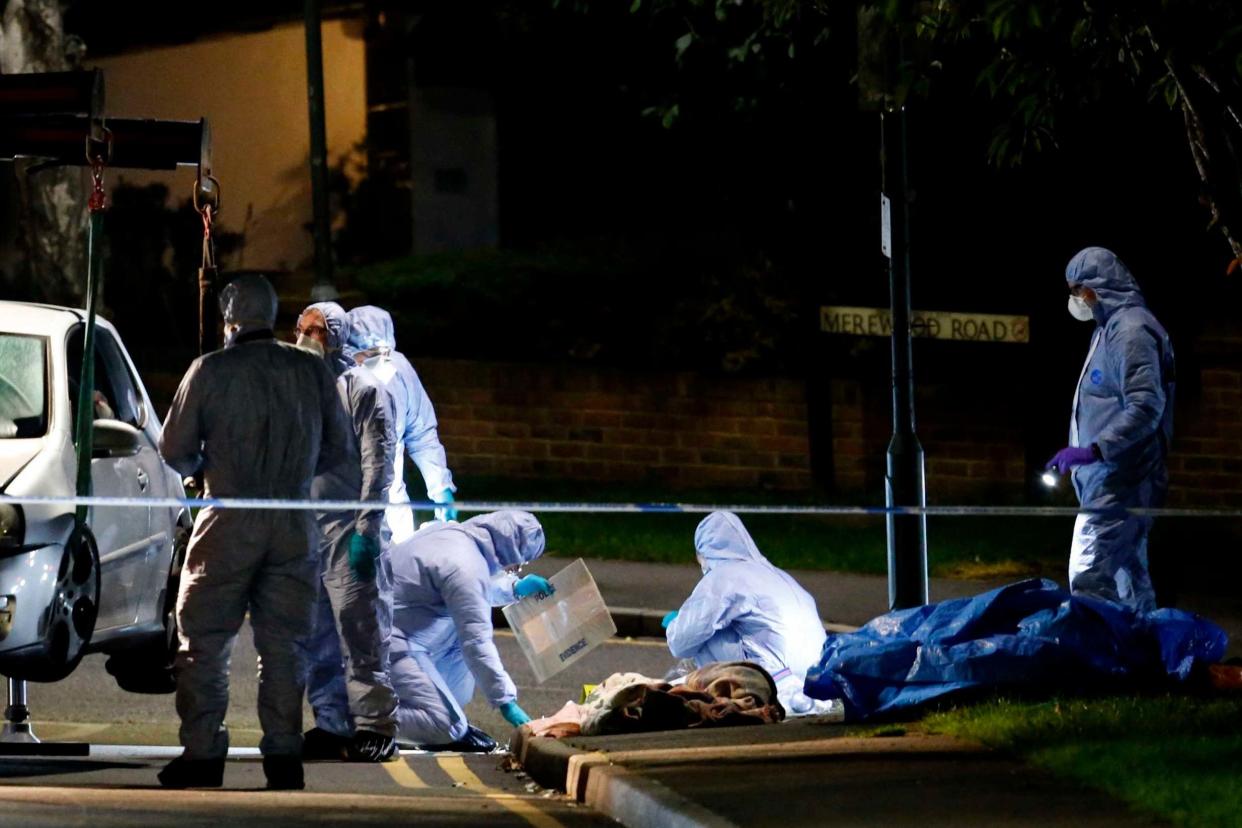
[410, 87, 499, 253]
[89, 19, 368, 273]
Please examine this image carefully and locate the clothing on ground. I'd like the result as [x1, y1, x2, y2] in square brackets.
[524, 662, 786, 739]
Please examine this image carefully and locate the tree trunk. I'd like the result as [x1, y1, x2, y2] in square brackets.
[0, 0, 89, 305]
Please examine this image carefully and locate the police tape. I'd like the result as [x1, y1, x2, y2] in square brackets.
[0, 493, 1239, 519]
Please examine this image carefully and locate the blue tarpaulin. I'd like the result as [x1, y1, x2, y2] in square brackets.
[803, 578, 1228, 720]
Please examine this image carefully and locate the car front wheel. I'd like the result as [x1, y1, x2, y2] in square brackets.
[18, 524, 101, 683]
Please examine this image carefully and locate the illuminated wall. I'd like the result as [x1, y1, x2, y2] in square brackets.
[89, 18, 367, 276]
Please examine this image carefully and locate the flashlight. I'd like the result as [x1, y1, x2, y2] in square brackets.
[1040, 469, 1059, 489]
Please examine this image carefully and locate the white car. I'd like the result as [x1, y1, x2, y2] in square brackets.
[0, 301, 190, 690]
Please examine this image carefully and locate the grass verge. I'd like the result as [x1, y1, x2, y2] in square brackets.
[458, 476, 1068, 578]
[922, 694, 1242, 827]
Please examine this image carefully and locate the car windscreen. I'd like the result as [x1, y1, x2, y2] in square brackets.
[0, 334, 48, 439]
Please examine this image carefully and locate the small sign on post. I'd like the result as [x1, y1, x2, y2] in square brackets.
[880, 194, 892, 259]
[821, 305, 1030, 344]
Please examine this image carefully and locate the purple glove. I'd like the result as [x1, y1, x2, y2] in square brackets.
[1046, 446, 1098, 476]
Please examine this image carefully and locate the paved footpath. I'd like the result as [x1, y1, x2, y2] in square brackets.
[512, 718, 1169, 828]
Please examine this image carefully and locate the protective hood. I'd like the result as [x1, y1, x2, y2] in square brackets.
[219, 273, 277, 338]
[1065, 247, 1146, 323]
[693, 511, 769, 573]
[346, 306, 397, 352]
[305, 301, 353, 376]
[456, 510, 545, 575]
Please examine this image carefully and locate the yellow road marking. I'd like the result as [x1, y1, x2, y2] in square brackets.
[382, 756, 427, 789]
[438, 755, 565, 828]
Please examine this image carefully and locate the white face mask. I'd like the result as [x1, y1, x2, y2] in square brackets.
[362, 352, 397, 383]
[1067, 294, 1094, 322]
[295, 334, 326, 358]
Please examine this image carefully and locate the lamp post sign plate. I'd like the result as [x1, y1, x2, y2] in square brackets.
[821, 305, 1029, 344]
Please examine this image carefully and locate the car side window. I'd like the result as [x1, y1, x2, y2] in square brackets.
[96, 331, 144, 429]
[66, 326, 138, 432]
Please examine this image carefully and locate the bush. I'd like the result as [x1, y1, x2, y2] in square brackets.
[345, 236, 805, 374]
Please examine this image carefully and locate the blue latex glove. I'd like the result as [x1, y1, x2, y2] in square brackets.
[513, 574, 553, 599]
[499, 701, 531, 727]
[661, 610, 679, 629]
[348, 533, 381, 581]
[1046, 445, 1099, 476]
[434, 489, 458, 523]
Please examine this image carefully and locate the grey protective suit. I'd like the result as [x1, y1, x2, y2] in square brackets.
[1065, 247, 1175, 612]
[388, 511, 545, 744]
[301, 302, 399, 738]
[160, 274, 350, 760]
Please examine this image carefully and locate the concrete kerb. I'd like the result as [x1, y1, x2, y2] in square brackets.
[511, 725, 988, 827]
[583, 764, 739, 828]
[511, 730, 737, 828]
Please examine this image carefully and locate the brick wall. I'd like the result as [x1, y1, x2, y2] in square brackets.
[415, 359, 813, 490]
[148, 352, 1238, 503]
[1168, 366, 1242, 507]
[828, 378, 1028, 502]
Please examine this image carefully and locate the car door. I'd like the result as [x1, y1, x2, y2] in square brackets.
[67, 327, 149, 630]
[100, 328, 179, 629]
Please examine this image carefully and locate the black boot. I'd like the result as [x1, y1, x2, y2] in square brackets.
[419, 725, 498, 753]
[301, 726, 349, 760]
[263, 755, 305, 790]
[158, 756, 225, 788]
[347, 729, 398, 763]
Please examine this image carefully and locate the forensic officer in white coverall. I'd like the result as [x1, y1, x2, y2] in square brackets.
[345, 305, 456, 543]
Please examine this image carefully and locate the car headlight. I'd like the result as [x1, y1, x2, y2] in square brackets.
[0, 503, 24, 550]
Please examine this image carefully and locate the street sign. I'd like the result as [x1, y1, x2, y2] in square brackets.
[820, 305, 1030, 344]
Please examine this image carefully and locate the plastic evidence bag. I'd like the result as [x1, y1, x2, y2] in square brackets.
[502, 558, 616, 683]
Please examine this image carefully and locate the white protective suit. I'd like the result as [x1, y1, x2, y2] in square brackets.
[160, 274, 351, 760]
[300, 302, 399, 739]
[665, 511, 829, 716]
[1064, 247, 1175, 613]
[388, 511, 545, 744]
[345, 306, 455, 543]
